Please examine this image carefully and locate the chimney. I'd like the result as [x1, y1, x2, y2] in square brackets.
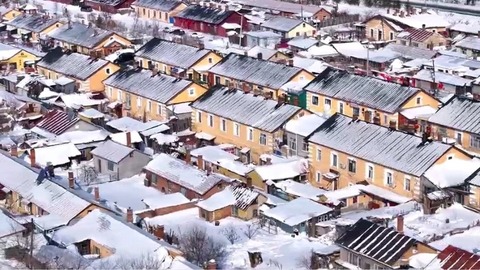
[397, 215, 404, 234]
[389, 120, 397, 130]
[10, 145, 17, 157]
[257, 52, 263, 59]
[393, 9, 398, 16]
[422, 24, 426, 29]
[206, 166, 212, 175]
[197, 155, 204, 171]
[287, 59, 293, 66]
[266, 157, 272, 165]
[151, 68, 158, 77]
[373, 114, 380, 125]
[207, 259, 217, 270]
[352, 114, 358, 121]
[126, 131, 132, 147]
[198, 42, 205, 50]
[387, 8, 390, 14]
[30, 148, 36, 167]
[126, 207, 133, 223]
[94, 186, 100, 201]
[68, 171, 75, 189]
[400, 10, 405, 17]
[185, 149, 191, 164]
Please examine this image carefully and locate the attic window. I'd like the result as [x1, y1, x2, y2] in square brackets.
[416, 97, 422, 105]
[105, 68, 111, 75]
[208, 58, 213, 64]
[56, 23, 60, 27]
[302, 23, 306, 28]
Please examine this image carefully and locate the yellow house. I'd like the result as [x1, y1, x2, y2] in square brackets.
[131, 0, 187, 23]
[247, 46, 290, 62]
[104, 68, 207, 121]
[261, 17, 316, 39]
[48, 22, 131, 57]
[209, 53, 314, 100]
[0, 43, 38, 71]
[191, 85, 306, 163]
[135, 38, 222, 85]
[36, 48, 120, 92]
[2, 8, 21, 21]
[305, 67, 440, 129]
[427, 96, 480, 155]
[5, 13, 61, 42]
[307, 113, 472, 200]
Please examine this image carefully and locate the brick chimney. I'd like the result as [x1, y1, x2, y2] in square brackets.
[126, 207, 133, 223]
[397, 215, 404, 234]
[29, 148, 36, 167]
[94, 186, 100, 201]
[152, 225, 165, 239]
[126, 132, 132, 147]
[10, 145, 17, 157]
[206, 259, 216, 270]
[185, 149, 191, 164]
[68, 171, 75, 189]
[197, 155, 204, 171]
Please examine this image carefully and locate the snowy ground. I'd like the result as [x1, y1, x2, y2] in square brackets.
[429, 226, 480, 252]
[146, 208, 337, 269]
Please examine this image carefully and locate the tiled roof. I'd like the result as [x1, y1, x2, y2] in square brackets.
[135, 38, 210, 69]
[397, 28, 435, 42]
[6, 14, 59, 32]
[262, 17, 303, 32]
[35, 110, 78, 135]
[37, 48, 109, 81]
[304, 67, 420, 113]
[336, 219, 417, 266]
[175, 5, 234, 24]
[209, 53, 304, 89]
[48, 22, 113, 49]
[191, 85, 301, 133]
[436, 245, 480, 269]
[428, 96, 480, 134]
[132, 0, 183, 11]
[103, 68, 193, 104]
[308, 114, 453, 177]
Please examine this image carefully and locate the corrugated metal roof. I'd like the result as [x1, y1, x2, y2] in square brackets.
[37, 48, 109, 81]
[209, 53, 304, 89]
[305, 68, 420, 113]
[456, 36, 480, 51]
[6, 14, 58, 32]
[336, 219, 417, 266]
[36, 110, 78, 135]
[384, 43, 437, 60]
[132, 0, 182, 11]
[85, 0, 124, 6]
[308, 114, 453, 177]
[175, 5, 233, 24]
[191, 85, 301, 133]
[135, 38, 210, 69]
[428, 97, 480, 134]
[397, 28, 435, 42]
[104, 68, 192, 104]
[262, 16, 303, 32]
[48, 22, 113, 49]
[437, 245, 480, 269]
[91, 140, 134, 163]
[235, 0, 333, 14]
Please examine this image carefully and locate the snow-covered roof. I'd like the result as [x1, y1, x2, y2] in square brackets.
[424, 158, 480, 188]
[142, 193, 190, 210]
[26, 143, 81, 167]
[321, 185, 363, 204]
[91, 140, 135, 163]
[307, 45, 339, 57]
[255, 159, 308, 181]
[263, 197, 332, 226]
[216, 158, 254, 176]
[38, 88, 60, 100]
[414, 69, 472, 87]
[358, 185, 412, 204]
[450, 22, 480, 35]
[57, 130, 110, 146]
[285, 113, 327, 137]
[429, 227, 480, 254]
[247, 46, 278, 60]
[78, 108, 105, 119]
[110, 131, 143, 146]
[292, 56, 328, 74]
[168, 102, 193, 115]
[52, 209, 170, 261]
[56, 93, 108, 109]
[0, 43, 21, 61]
[140, 124, 170, 137]
[191, 145, 239, 164]
[383, 12, 449, 29]
[151, 133, 179, 145]
[245, 30, 281, 38]
[272, 180, 326, 200]
[107, 117, 163, 132]
[0, 211, 25, 238]
[399, 105, 436, 120]
[288, 37, 318, 50]
[259, 154, 301, 164]
[196, 188, 236, 211]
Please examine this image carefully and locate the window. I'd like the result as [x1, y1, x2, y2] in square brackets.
[339, 102, 344, 114]
[316, 148, 321, 161]
[137, 97, 142, 108]
[471, 134, 480, 149]
[353, 107, 360, 117]
[147, 100, 152, 112]
[456, 132, 462, 144]
[151, 174, 157, 185]
[105, 68, 111, 75]
[447, 155, 454, 160]
[404, 177, 411, 191]
[202, 74, 207, 82]
[316, 171, 322, 182]
[142, 8, 145, 15]
[118, 90, 123, 102]
[312, 95, 319, 105]
[157, 103, 161, 115]
[247, 128, 253, 141]
[108, 87, 112, 97]
[208, 114, 214, 127]
[233, 123, 240, 136]
[302, 141, 308, 151]
[389, 32, 394, 40]
[378, 29, 382, 40]
[290, 136, 297, 150]
[348, 253, 359, 266]
[188, 88, 195, 96]
[366, 164, 374, 180]
[208, 58, 213, 64]
[215, 76, 221, 84]
[416, 97, 422, 105]
[384, 115, 388, 125]
[370, 28, 374, 38]
[259, 133, 267, 145]
[220, 118, 227, 132]
[107, 161, 114, 171]
[386, 171, 393, 185]
[324, 98, 332, 108]
[348, 159, 356, 173]
[331, 152, 338, 167]
[196, 111, 202, 122]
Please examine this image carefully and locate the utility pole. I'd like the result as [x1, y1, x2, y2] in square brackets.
[29, 218, 34, 269]
[430, 59, 437, 96]
[366, 43, 370, 76]
[238, 14, 244, 46]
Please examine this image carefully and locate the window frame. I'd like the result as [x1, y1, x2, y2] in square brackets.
[330, 152, 338, 168]
[259, 133, 267, 145]
[208, 114, 214, 127]
[348, 158, 357, 173]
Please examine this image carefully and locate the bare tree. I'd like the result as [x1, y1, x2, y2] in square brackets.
[296, 250, 319, 270]
[222, 225, 240, 244]
[243, 223, 260, 239]
[178, 225, 228, 267]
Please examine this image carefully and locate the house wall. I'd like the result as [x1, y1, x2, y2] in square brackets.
[2, 10, 21, 21]
[136, 201, 197, 219]
[286, 22, 317, 39]
[236, 195, 267, 220]
[88, 239, 113, 258]
[246, 171, 267, 190]
[427, 123, 480, 154]
[65, 120, 100, 133]
[397, 32, 448, 49]
[36, 22, 63, 41]
[173, 13, 248, 37]
[313, 9, 332, 21]
[118, 151, 151, 179]
[469, 185, 480, 208]
[199, 205, 232, 221]
[365, 17, 398, 42]
[134, 3, 187, 23]
[286, 132, 308, 158]
[8, 50, 37, 72]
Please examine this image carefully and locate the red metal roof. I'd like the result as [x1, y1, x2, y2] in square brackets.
[398, 28, 435, 43]
[438, 245, 480, 270]
[36, 110, 78, 135]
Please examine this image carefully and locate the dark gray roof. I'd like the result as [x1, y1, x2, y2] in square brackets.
[132, 0, 183, 11]
[85, 0, 124, 6]
[48, 22, 113, 49]
[37, 48, 109, 81]
[209, 53, 303, 89]
[428, 97, 480, 134]
[262, 17, 303, 32]
[103, 68, 193, 104]
[308, 114, 453, 177]
[91, 140, 134, 163]
[175, 5, 234, 24]
[304, 68, 420, 113]
[6, 14, 59, 32]
[384, 43, 437, 60]
[191, 85, 301, 133]
[135, 38, 210, 69]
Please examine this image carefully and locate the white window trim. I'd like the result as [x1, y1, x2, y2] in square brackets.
[455, 132, 463, 144]
[220, 118, 227, 132]
[384, 169, 394, 186]
[147, 100, 151, 112]
[208, 114, 214, 127]
[366, 163, 374, 180]
[118, 90, 123, 102]
[259, 133, 267, 145]
[137, 97, 142, 108]
[188, 88, 195, 96]
[108, 87, 112, 97]
[347, 157, 356, 173]
[416, 96, 423, 105]
[338, 102, 344, 113]
[247, 127, 254, 141]
[311, 95, 319, 105]
[157, 103, 161, 115]
[316, 147, 321, 161]
[330, 151, 338, 168]
[404, 176, 411, 191]
[316, 171, 321, 182]
[196, 110, 202, 122]
[233, 122, 240, 137]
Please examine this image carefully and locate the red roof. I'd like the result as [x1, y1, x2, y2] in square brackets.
[437, 245, 480, 270]
[36, 110, 78, 135]
[398, 28, 435, 43]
